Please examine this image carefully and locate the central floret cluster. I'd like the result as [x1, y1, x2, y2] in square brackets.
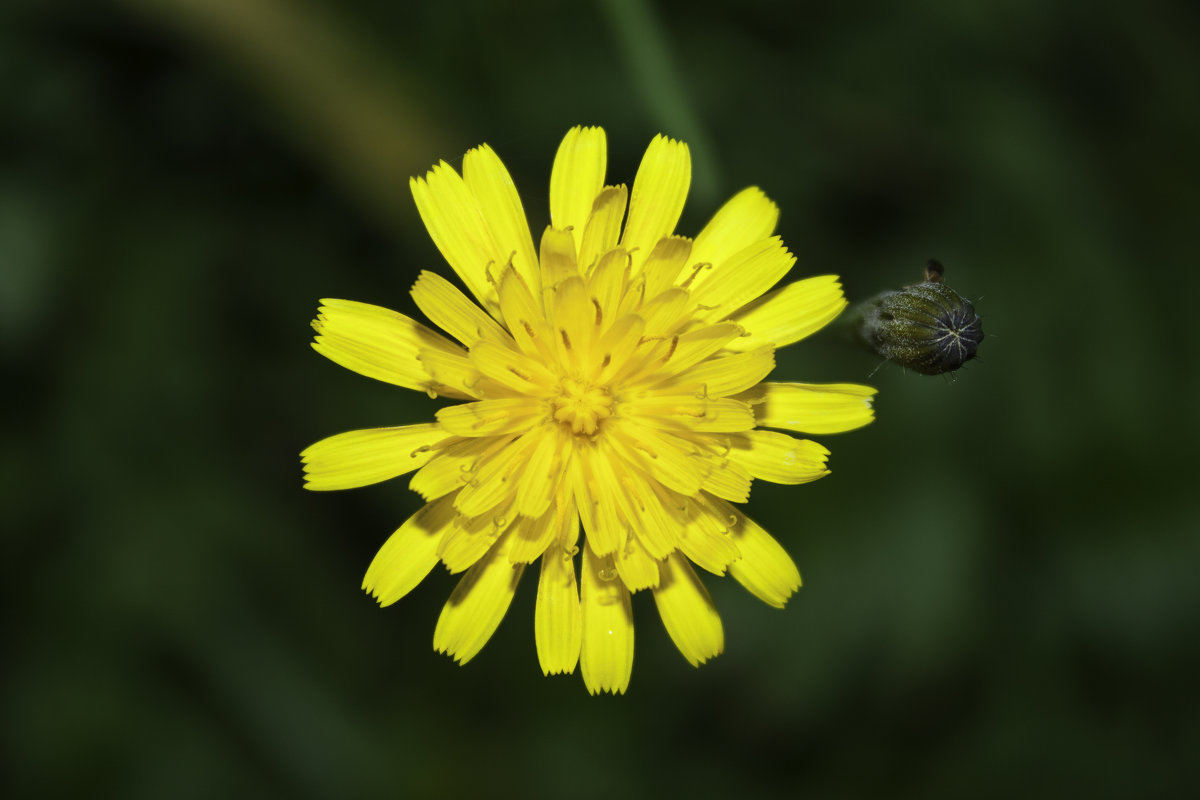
[552, 377, 614, 436]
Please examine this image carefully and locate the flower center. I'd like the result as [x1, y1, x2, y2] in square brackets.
[551, 377, 613, 436]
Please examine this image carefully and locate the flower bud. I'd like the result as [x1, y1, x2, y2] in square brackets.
[855, 261, 983, 375]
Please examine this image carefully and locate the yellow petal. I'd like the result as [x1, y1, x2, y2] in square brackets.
[616, 475, 679, 560]
[498, 266, 556, 363]
[689, 236, 795, 323]
[302, 423, 445, 491]
[577, 185, 628, 274]
[575, 440, 635, 556]
[593, 313, 647, 385]
[410, 163, 503, 317]
[539, 225, 579, 293]
[511, 495, 571, 564]
[411, 270, 509, 348]
[698, 454, 752, 503]
[550, 125, 607, 234]
[614, 534, 660, 591]
[580, 544, 634, 695]
[638, 235, 693, 305]
[433, 528, 525, 664]
[311, 299, 470, 395]
[514, 426, 566, 519]
[468, 339, 558, 395]
[637, 287, 691, 340]
[725, 275, 848, 352]
[568, 446, 604, 553]
[728, 430, 831, 485]
[535, 534, 582, 675]
[462, 144, 541, 299]
[409, 436, 501, 501]
[587, 247, 631, 327]
[416, 346, 480, 398]
[621, 134, 691, 270]
[605, 420, 704, 496]
[656, 346, 775, 398]
[739, 382, 877, 434]
[550, 275, 594, 372]
[715, 498, 801, 608]
[363, 494, 457, 606]
[653, 551, 724, 666]
[438, 506, 513, 574]
[677, 493, 741, 575]
[689, 187, 779, 279]
[622, 395, 755, 433]
[639, 321, 744, 381]
[453, 429, 540, 516]
[435, 398, 544, 437]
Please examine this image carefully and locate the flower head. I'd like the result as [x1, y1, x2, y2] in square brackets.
[303, 126, 876, 694]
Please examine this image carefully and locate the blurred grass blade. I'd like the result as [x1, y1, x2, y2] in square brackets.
[598, 0, 720, 206]
[116, 0, 447, 234]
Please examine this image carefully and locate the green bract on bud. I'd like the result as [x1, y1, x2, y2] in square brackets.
[855, 260, 983, 375]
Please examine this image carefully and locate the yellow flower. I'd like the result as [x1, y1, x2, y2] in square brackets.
[303, 126, 876, 694]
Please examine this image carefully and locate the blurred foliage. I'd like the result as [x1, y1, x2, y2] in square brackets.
[3, 0, 1199, 797]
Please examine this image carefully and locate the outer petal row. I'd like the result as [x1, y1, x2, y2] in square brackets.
[411, 270, 509, 348]
[726, 275, 848, 352]
[722, 500, 803, 608]
[302, 423, 446, 491]
[311, 299, 474, 398]
[410, 145, 541, 319]
[738, 382, 877, 434]
[690, 236, 795, 323]
[621, 134, 691, 272]
[690, 186, 780, 275]
[535, 514, 582, 676]
[433, 526, 525, 665]
[728, 430, 831, 485]
[550, 126, 608, 236]
[580, 544, 634, 695]
[652, 552, 724, 667]
[363, 494, 457, 607]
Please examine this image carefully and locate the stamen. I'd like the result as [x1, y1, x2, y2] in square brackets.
[679, 261, 712, 289]
[632, 441, 657, 459]
[472, 412, 511, 429]
[662, 336, 679, 362]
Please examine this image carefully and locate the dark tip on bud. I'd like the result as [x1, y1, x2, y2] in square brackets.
[855, 262, 983, 375]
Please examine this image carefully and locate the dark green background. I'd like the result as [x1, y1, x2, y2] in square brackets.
[5, 0, 1198, 796]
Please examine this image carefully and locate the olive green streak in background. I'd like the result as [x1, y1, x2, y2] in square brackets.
[3, 0, 1198, 797]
